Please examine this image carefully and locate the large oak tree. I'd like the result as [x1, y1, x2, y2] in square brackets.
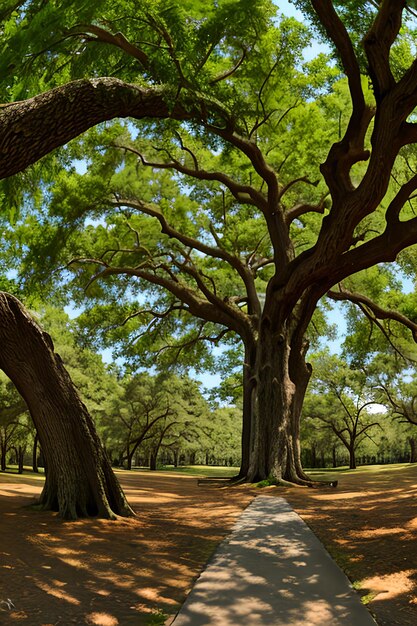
[3, 1, 417, 490]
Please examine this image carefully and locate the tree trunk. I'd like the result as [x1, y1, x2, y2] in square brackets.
[409, 437, 417, 463]
[332, 445, 337, 468]
[0, 292, 134, 520]
[32, 433, 39, 473]
[173, 449, 179, 467]
[17, 445, 25, 474]
[247, 320, 312, 484]
[311, 444, 317, 468]
[349, 445, 357, 470]
[0, 437, 6, 471]
[238, 342, 256, 479]
[150, 451, 157, 471]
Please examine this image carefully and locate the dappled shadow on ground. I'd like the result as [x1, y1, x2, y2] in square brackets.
[0, 470, 253, 625]
[173, 498, 375, 626]
[279, 465, 417, 626]
[1, 466, 416, 625]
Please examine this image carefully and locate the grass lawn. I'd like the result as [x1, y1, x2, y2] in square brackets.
[305, 462, 415, 481]
[132, 464, 240, 477]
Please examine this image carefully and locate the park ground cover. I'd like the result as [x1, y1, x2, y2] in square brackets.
[0, 465, 416, 625]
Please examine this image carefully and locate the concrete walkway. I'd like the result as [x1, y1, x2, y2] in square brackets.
[172, 496, 377, 626]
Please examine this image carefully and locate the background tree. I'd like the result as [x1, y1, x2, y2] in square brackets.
[202, 407, 242, 467]
[300, 412, 341, 469]
[99, 371, 209, 469]
[0, 373, 29, 472]
[368, 355, 417, 462]
[305, 352, 382, 469]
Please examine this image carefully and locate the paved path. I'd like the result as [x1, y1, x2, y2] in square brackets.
[172, 496, 377, 626]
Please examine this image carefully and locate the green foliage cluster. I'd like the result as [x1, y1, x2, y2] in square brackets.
[0, 4, 345, 373]
[302, 348, 417, 469]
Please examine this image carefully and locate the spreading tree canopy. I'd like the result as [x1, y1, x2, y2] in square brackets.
[2, 1, 417, 488]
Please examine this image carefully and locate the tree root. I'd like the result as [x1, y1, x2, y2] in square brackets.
[307, 479, 338, 488]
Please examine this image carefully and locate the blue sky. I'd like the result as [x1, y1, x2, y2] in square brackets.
[276, 0, 303, 19]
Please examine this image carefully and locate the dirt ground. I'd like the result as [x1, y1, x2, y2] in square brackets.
[283, 464, 417, 626]
[0, 465, 416, 626]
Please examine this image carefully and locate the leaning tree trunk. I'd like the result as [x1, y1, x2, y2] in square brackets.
[0, 292, 134, 520]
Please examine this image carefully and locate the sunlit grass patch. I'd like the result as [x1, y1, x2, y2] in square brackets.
[127, 465, 240, 478]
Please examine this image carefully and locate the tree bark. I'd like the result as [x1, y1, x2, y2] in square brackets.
[17, 445, 25, 474]
[173, 449, 179, 467]
[409, 437, 417, 463]
[0, 292, 134, 519]
[0, 78, 205, 181]
[349, 445, 357, 470]
[32, 432, 39, 473]
[237, 342, 256, 479]
[0, 437, 6, 471]
[150, 451, 157, 471]
[246, 320, 312, 485]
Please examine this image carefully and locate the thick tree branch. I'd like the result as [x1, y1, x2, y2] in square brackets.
[363, 1, 405, 100]
[386, 173, 417, 226]
[305, 212, 417, 300]
[327, 286, 417, 341]
[113, 197, 262, 317]
[69, 256, 249, 336]
[0, 77, 236, 181]
[309, 3, 375, 200]
[311, 0, 365, 114]
[116, 143, 266, 208]
[0, 79, 185, 180]
[210, 49, 247, 85]
[67, 24, 150, 68]
[284, 199, 326, 226]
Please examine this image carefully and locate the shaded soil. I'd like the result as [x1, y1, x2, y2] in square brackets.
[0, 470, 253, 625]
[0, 465, 416, 625]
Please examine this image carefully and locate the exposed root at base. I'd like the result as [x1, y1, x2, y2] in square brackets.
[307, 479, 338, 489]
